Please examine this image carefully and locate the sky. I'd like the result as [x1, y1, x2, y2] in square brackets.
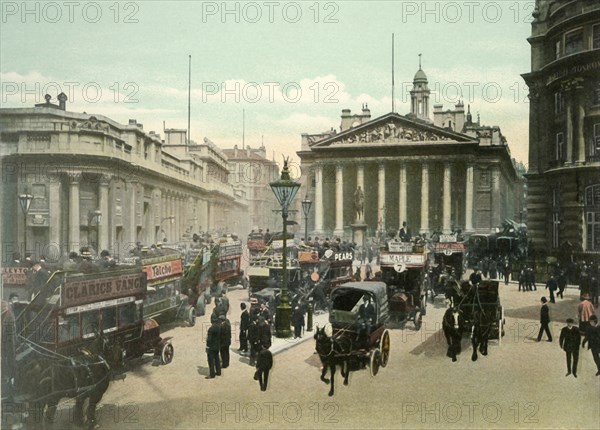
[1, 0, 534, 165]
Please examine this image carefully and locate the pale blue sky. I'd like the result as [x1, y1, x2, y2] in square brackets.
[1, 1, 534, 163]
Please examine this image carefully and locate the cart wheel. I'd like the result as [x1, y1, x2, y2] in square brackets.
[161, 342, 174, 365]
[369, 348, 381, 377]
[186, 306, 196, 327]
[414, 311, 423, 331]
[380, 330, 391, 368]
[498, 306, 505, 345]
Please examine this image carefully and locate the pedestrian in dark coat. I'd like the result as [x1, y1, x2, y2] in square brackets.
[205, 318, 221, 378]
[546, 275, 558, 304]
[557, 271, 567, 299]
[254, 345, 273, 391]
[518, 270, 526, 292]
[582, 315, 600, 376]
[503, 261, 511, 285]
[469, 270, 482, 287]
[247, 318, 260, 366]
[239, 303, 250, 353]
[559, 318, 581, 377]
[219, 315, 231, 368]
[292, 306, 305, 339]
[258, 317, 272, 348]
[537, 297, 552, 342]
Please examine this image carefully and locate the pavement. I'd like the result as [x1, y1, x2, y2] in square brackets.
[270, 311, 330, 356]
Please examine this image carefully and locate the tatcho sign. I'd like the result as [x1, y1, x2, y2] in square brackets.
[142, 259, 183, 281]
[62, 272, 146, 307]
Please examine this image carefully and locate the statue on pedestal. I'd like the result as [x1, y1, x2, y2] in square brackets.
[354, 186, 364, 223]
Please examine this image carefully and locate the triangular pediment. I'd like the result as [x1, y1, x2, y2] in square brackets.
[309, 112, 475, 149]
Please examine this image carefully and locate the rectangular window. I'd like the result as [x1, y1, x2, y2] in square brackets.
[593, 24, 600, 49]
[552, 212, 560, 249]
[102, 307, 117, 333]
[57, 314, 80, 343]
[118, 302, 136, 327]
[81, 311, 99, 339]
[554, 92, 564, 114]
[564, 28, 584, 55]
[556, 132, 564, 161]
[555, 40, 561, 59]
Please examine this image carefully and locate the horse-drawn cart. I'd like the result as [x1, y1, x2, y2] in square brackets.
[314, 282, 391, 395]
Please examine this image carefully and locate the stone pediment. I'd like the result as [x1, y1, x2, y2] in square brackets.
[309, 112, 474, 149]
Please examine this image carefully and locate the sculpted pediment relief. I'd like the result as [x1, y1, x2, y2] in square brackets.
[311, 114, 471, 148]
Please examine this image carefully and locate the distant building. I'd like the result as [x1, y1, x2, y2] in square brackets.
[297, 66, 523, 239]
[222, 145, 280, 235]
[521, 0, 600, 260]
[0, 95, 247, 262]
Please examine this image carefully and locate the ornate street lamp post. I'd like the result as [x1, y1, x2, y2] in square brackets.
[301, 195, 313, 332]
[270, 158, 301, 338]
[301, 195, 312, 244]
[18, 188, 34, 255]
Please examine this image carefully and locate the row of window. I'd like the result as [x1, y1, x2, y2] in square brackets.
[554, 24, 600, 60]
[551, 184, 600, 251]
[554, 83, 600, 115]
[54, 301, 142, 344]
[554, 124, 600, 162]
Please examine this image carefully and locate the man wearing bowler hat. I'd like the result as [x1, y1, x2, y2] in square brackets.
[559, 318, 581, 377]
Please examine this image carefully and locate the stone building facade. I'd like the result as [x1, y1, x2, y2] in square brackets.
[222, 145, 280, 234]
[297, 67, 522, 240]
[0, 96, 247, 262]
[521, 0, 600, 259]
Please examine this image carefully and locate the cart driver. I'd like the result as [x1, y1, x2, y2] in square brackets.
[357, 294, 376, 346]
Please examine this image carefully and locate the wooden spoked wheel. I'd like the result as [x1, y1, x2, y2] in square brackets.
[380, 330, 391, 368]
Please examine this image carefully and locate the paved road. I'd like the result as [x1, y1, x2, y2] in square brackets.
[42, 281, 599, 429]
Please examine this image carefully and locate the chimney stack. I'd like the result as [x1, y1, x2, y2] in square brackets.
[57, 92, 67, 110]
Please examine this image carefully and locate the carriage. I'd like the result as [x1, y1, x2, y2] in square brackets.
[446, 279, 505, 344]
[379, 242, 428, 329]
[326, 282, 391, 377]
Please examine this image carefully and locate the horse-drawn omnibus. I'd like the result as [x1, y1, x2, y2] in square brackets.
[379, 241, 428, 329]
[139, 248, 196, 326]
[14, 266, 174, 369]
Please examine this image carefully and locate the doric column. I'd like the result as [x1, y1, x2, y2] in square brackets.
[356, 163, 364, 190]
[207, 200, 213, 232]
[378, 163, 386, 232]
[566, 100, 573, 164]
[334, 163, 344, 237]
[491, 165, 502, 228]
[443, 163, 452, 233]
[68, 175, 80, 252]
[577, 103, 586, 164]
[399, 162, 407, 228]
[420, 163, 429, 235]
[129, 181, 138, 245]
[98, 178, 109, 251]
[314, 164, 324, 236]
[48, 180, 61, 253]
[465, 164, 474, 231]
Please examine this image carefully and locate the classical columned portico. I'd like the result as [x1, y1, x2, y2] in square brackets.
[378, 163, 386, 232]
[68, 176, 80, 252]
[313, 164, 324, 236]
[420, 163, 429, 234]
[334, 163, 344, 237]
[465, 164, 474, 231]
[399, 162, 407, 227]
[442, 163, 452, 233]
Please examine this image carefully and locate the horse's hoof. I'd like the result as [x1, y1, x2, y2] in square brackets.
[321, 378, 330, 384]
[343, 381, 349, 386]
[446, 352, 452, 358]
[452, 357, 457, 362]
[472, 355, 477, 361]
[328, 391, 334, 397]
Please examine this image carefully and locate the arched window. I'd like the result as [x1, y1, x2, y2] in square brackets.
[585, 184, 600, 251]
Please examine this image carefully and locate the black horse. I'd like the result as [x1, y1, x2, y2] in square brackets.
[2, 300, 111, 430]
[470, 305, 494, 361]
[442, 307, 465, 362]
[12, 342, 111, 428]
[314, 326, 350, 396]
